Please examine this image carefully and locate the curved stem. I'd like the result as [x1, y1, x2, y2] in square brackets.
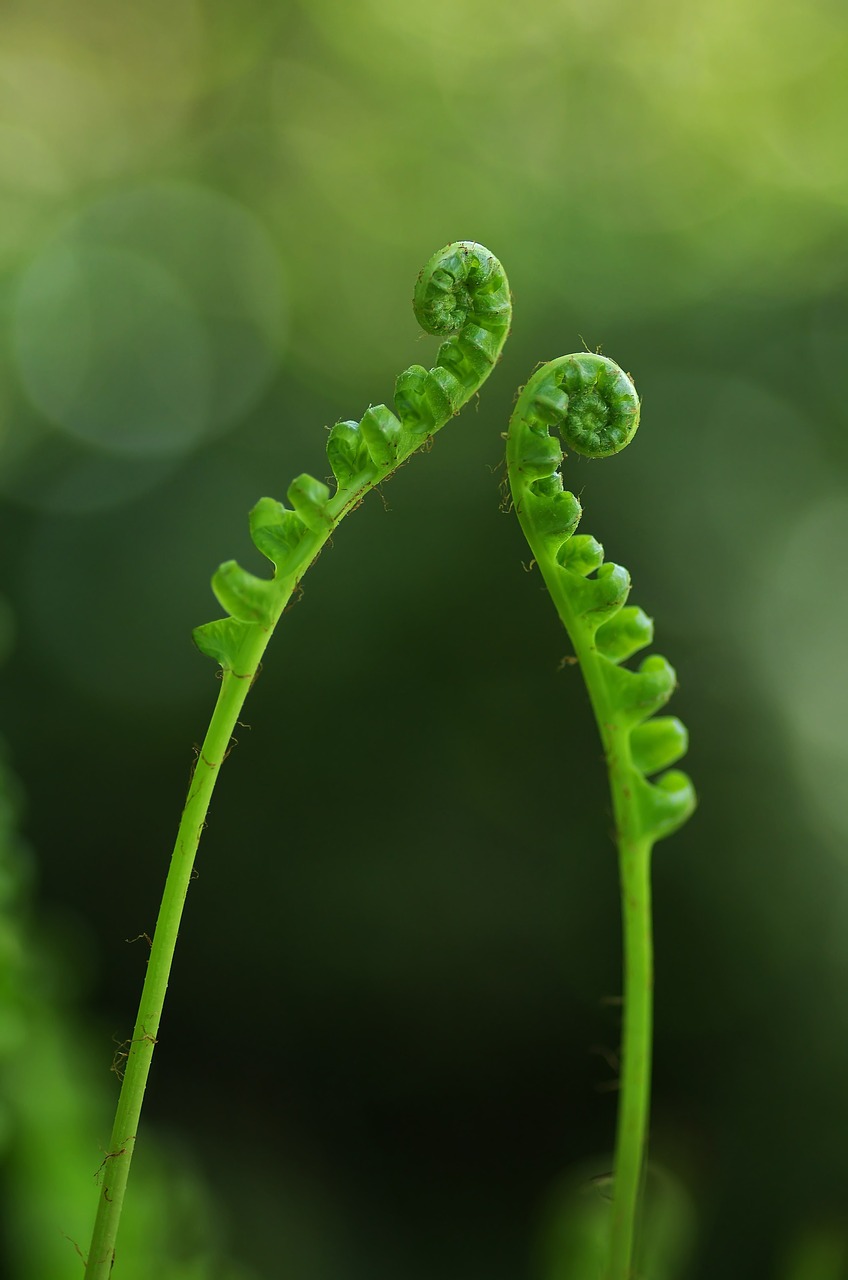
[504, 355, 694, 1280]
[536, 551, 655, 1280]
[85, 625, 272, 1277]
[85, 241, 512, 1275]
[607, 834, 652, 1280]
[589, 623, 654, 1280]
[579, 651, 655, 1280]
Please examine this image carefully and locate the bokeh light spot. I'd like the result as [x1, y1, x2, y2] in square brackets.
[12, 182, 288, 459]
[754, 494, 848, 849]
[15, 244, 210, 457]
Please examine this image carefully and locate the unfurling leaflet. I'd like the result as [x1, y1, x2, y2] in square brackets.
[506, 353, 695, 845]
[194, 242, 512, 674]
[84, 242, 510, 1280]
[505, 352, 695, 1280]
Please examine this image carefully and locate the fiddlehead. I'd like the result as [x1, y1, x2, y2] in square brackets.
[85, 243, 510, 1279]
[506, 353, 694, 843]
[194, 241, 511, 673]
[506, 353, 694, 1280]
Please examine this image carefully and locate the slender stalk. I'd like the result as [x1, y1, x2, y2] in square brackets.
[86, 498, 363, 1273]
[85, 628, 272, 1277]
[84, 241, 512, 1275]
[592, 641, 655, 1279]
[606, 834, 653, 1279]
[505, 353, 695, 1280]
[541, 559, 655, 1280]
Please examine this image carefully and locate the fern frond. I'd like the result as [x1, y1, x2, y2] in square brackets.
[506, 353, 695, 1280]
[194, 242, 511, 674]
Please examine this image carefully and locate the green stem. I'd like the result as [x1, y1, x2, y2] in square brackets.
[85, 534, 314, 1274]
[84, 621, 275, 1277]
[607, 833, 653, 1280]
[590, 628, 654, 1280]
[539, 555, 654, 1280]
[505, 352, 694, 1280]
[507, 355, 696, 1280]
[85, 523, 326, 1273]
[86, 451, 456, 1277]
[84, 241, 512, 1275]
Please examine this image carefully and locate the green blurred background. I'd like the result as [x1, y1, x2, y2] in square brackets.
[1, 0, 847, 1276]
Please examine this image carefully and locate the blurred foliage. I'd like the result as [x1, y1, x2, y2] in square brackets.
[537, 1163, 696, 1280]
[1, 0, 847, 1276]
[780, 1226, 848, 1280]
[0, 729, 254, 1278]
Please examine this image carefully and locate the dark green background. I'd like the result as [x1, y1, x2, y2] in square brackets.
[1, 1, 847, 1276]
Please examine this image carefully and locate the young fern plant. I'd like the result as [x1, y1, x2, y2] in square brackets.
[84, 241, 511, 1278]
[505, 354, 696, 1280]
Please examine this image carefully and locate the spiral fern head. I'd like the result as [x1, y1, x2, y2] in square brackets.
[507, 352, 693, 1280]
[413, 240, 511, 335]
[521, 353, 640, 459]
[507, 353, 694, 846]
[410, 241, 512, 398]
[193, 242, 511, 673]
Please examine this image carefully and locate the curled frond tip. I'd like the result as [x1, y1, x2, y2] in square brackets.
[413, 241, 511, 339]
[524, 353, 640, 459]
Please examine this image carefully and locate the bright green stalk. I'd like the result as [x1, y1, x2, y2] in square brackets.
[505, 354, 695, 1280]
[84, 664, 258, 1277]
[85, 241, 511, 1277]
